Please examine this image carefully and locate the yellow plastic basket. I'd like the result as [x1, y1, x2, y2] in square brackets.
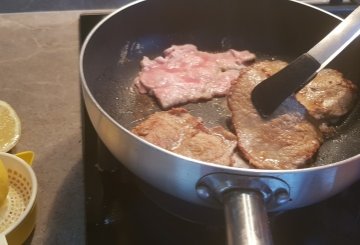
[0, 152, 37, 245]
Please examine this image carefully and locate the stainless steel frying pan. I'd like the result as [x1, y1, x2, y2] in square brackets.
[80, 0, 360, 244]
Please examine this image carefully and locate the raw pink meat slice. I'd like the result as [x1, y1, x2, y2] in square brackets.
[135, 44, 255, 108]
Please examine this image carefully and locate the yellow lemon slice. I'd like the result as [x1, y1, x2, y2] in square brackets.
[0, 101, 21, 152]
[0, 159, 9, 207]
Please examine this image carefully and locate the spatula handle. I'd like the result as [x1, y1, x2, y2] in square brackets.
[308, 6, 360, 69]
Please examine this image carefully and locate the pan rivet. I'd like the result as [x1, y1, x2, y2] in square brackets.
[274, 188, 290, 205]
[196, 185, 211, 200]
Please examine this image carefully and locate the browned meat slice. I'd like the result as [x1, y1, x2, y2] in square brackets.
[296, 68, 358, 120]
[228, 60, 323, 170]
[134, 44, 256, 109]
[132, 108, 249, 168]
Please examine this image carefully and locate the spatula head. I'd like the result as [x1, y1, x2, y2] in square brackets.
[251, 54, 320, 117]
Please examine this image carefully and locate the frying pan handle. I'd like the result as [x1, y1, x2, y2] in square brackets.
[196, 173, 290, 245]
[223, 189, 272, 245]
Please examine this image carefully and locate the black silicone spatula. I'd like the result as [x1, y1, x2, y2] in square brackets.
[251, 6, 360, 118]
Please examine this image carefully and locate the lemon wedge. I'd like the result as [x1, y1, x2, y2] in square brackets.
[0, 100, 21, 152]
[0, 159, 9, 207]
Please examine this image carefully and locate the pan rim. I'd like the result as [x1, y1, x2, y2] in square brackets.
[80, 0, 358, 174]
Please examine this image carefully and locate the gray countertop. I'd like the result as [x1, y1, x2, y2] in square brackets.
[0, 10, 109, 244]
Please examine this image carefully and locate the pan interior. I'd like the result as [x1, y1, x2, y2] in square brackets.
[82, 0, 360, 167]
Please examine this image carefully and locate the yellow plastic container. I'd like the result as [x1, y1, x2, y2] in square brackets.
[0, 151, 37, 245]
